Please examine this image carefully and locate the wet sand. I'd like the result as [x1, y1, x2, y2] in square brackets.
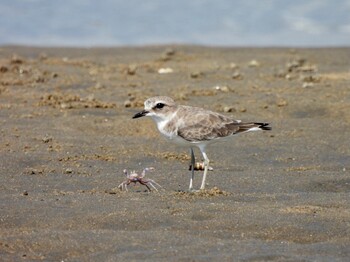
[0, 45, 349, 261]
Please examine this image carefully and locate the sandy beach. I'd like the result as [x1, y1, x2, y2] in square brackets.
[0, 45, 349, 261]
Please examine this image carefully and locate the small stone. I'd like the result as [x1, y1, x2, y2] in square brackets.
[0, 65, 8, 73]
[240, 108, 247, 112]
[221, 86, 230, 92]
[302, 82, 314, 88]
[23, 191, 28, 196]
[94, 82, 104, 89]
[158, 67, 174, 74]
[274, 69, 286, 78]
[301, 75, 320, 83]
[214, 86, 230, 92]
[229, 63, 239, 70]
[232, 71, 243, 80]
[223, 106, 235, 113]
[39, 53, 48, 60]
[127, 94, 136, 101]
[297, 65, 317, 73]
[89, 68, 98, 76]
[65, 168, 73, 174]
[126, 64, 137, 75]
[286, 58, 306, 72]
[124, 100, 132, 107]
[277, 100, 288, 107]
[60, 103, 70, 109]
[86, 94, 95, 102]
[11, 54, 24, 64]
[248, 60, 260, 67]
[164, 48, 175, 56]
[159, 48, 176, 61]
[190, 71, 202, 78]
[174, 92, 188, 101]
[285, 74, 292, 80]
[42, 135, 53, 143]
[30, 169, 38, 175]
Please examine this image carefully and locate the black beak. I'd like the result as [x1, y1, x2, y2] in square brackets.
[132, 110, 149, 119]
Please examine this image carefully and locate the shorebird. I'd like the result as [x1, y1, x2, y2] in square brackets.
[133, 96, 271, 191]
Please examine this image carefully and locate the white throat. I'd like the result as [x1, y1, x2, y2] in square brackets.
[150, 111, 177, 138]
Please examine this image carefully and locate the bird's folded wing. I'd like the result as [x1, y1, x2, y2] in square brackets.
[177, 111, 241, 142]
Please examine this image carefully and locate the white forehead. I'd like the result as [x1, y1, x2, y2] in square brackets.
[144, 96, 175, 109]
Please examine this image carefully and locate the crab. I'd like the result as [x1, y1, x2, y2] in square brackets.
[118, 167, 162, 192]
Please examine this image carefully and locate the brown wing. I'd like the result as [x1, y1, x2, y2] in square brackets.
[176, 107, 270, 142]
[177, 109, 241, 142]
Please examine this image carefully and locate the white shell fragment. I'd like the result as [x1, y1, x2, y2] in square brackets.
[158, 67, 174, 74]
[214, 86, 230, 92]
[248, 60, 260, 67]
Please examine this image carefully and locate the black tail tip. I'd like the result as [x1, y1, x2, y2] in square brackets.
[255, 122, 272, 131]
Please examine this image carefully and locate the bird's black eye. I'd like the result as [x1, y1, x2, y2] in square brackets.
[155, 103, 165, 109]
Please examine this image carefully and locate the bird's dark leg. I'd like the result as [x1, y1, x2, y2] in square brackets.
[189, 147, 195, 191]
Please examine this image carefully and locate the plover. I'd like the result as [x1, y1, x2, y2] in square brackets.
[133, 96, 271, 190]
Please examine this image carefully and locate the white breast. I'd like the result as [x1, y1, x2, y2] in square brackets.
[152, 112, 190, 146]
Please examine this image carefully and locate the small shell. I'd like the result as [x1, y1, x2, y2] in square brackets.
[232, 71, 243, 80]
[189, 162, 214, 171]
[277, 99, 288, 107]
[126, 64, 137, 75]
[214, 86, 230, 92]
[190, 71, 202, 78]
[229, 63, 239, 70]
[248, 60, 260, 67]
[223, 106, 235, 113]
[302, 82, 314, 88]
[158, 67, 174, 74]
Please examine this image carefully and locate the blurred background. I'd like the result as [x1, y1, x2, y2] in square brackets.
[1, 0, 349, 47]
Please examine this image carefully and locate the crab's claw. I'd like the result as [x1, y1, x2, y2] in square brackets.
[141, 167, 154, 178]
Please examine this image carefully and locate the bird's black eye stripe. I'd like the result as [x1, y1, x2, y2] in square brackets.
[155, 103, 165, 109]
